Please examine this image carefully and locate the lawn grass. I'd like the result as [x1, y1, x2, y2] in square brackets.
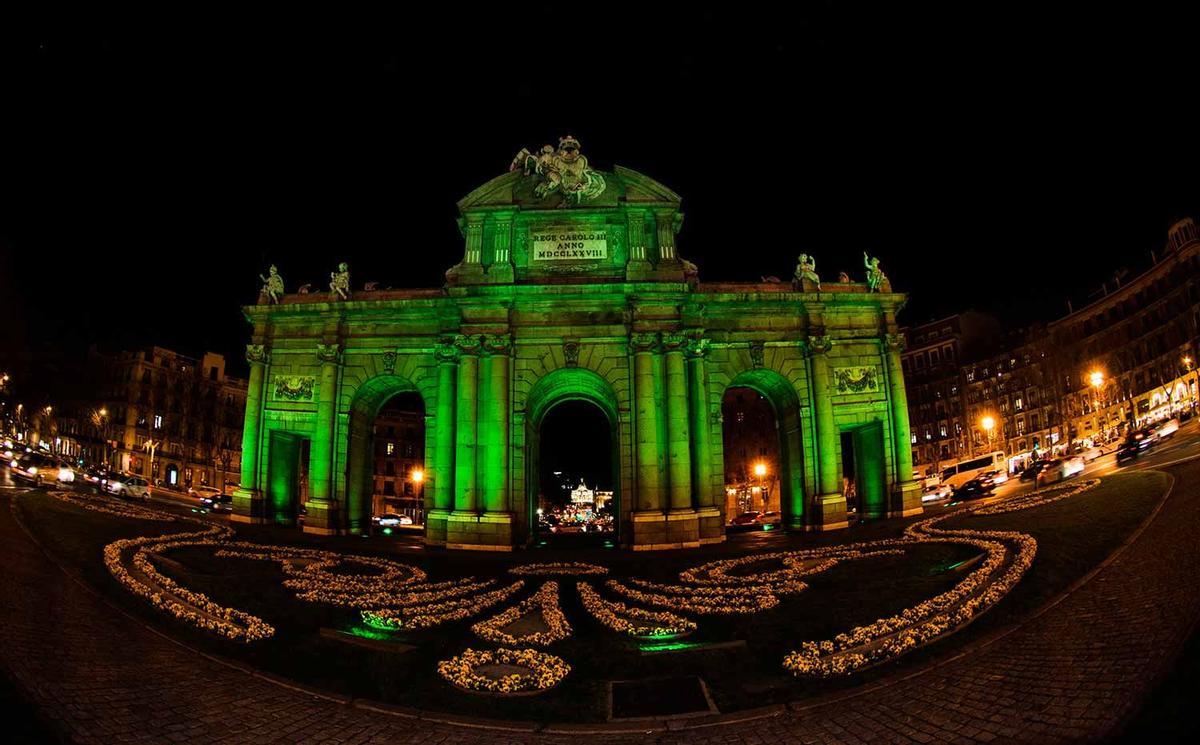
[14, 470, 1169, 722]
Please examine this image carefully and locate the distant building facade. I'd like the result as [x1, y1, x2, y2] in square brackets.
[1046, 217, 1200, 442]
[903, 218, 1200, 478]
[371, 407, 425, 522]
[57, 347, 247, 491]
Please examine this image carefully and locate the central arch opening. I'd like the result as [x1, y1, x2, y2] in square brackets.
[534, 399, 617, 546]
[721, 387, 783, 529]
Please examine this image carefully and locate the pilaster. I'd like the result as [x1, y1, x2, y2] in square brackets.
[232, 343, 268, 524]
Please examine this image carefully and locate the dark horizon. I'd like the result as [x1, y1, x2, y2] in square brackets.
[3, 9, 1199, 389]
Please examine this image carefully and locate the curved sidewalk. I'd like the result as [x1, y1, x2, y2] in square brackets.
[1, 460, 1199, 744]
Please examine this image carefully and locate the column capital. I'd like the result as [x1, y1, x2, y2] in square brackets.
[435, 336, 461, 364]
[662, 332, 688, 351]
[883, 333, 906, 353]
[806, 335, 832, 356]
[245, 344, 269, 365]
[481, 333, 513, 356]
[454, 333, 482, 356]
[316, 343, 342, 364]
[684, 337, 711, 359]
[631, 331, 660, 353]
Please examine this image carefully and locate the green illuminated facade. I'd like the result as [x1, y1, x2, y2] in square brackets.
[232, 154, 922, 550]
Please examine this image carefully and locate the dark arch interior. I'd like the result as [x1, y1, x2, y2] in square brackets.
[370, 391, 425, 527]
[721, 386, 783, 525]
[535, 399, 615, 543]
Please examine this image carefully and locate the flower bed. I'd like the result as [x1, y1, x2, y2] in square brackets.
[781, 478, 1100, 677]
[361, 580, 525, 630]
[437, 647, 570, 694]
[605, 578, 782, 614]
[578, 582, 697, 638]
[472, 581, 571, 646]
[680, 548, 904, 586]
[104, 527, 275, 643]
[508, 561, 608, 577]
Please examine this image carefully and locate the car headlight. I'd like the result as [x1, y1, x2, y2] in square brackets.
[28, 466, 37, 475]
[9, 459, 16, 468]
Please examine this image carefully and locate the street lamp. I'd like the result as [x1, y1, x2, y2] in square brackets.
[1089, 370, 1108, 441]
[143, 438, 160, 486]
[980, 415, 996, 453]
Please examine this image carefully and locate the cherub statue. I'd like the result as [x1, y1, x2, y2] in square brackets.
[258, 265, 284, 304]
[330, 262, 351, 300]
[794, 253, 821, 290]
[864, 252, 888, 292]
[838, 271, 851, 283]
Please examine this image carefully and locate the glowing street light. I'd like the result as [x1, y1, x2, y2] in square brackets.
[753, 461, 768, 478]
[980, 415, 996, 453]
[410, 467, 424, 484]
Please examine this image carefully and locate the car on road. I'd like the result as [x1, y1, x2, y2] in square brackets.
[11, 453, 75, 486]
[81, 465, 112, 488]
[922, 482, 953, 503]
[979, 469, 1009, 486]
[1154, 418, 1180, 440]
[954, 477, 994, 500]
[200, 493, 233, 512]
[107, 474, 151, 500]
[1116, 438, 1141, 465]
[372, 512, 414, 527]
[1020, 460, 1055, 483]
[1036, 456, 1085, 487]
[1079, 445, 1103, 462]
[188, 485, 222, 502]
[755, 511, 782, 526]
[729, 511, 762, 527]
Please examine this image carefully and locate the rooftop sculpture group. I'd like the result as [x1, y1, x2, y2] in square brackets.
[258, 262, 358, 303]
[510, 135, 606, 205]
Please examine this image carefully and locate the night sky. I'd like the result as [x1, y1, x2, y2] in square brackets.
[3, 7, 1199, 389]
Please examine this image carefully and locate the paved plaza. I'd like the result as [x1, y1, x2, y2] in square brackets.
[2, 442, 1200, 743]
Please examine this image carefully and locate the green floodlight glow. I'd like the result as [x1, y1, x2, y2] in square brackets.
[603, 540, 615, 548]
[762, 523, 775, 531]
[345, 625, 393, 641]
[638, 640, 703, 653]
[382, 527, 393, 535]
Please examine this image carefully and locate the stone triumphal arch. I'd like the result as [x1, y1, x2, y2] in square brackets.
[232, 138, 922, 550]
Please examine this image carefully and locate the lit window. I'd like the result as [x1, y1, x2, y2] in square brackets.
[386, 442, 395, 456]
[153, 414, 163, 430]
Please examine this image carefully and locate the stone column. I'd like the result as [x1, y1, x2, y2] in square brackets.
[425, 339, 459, 546]
[305, 342, 343, 534]
[687, 336, 723, 543]
[453, 334, 480, 514]
[232, 344, 267, 524]
[631, 333, 664, 512]
[663, 333, 693, 510]
[885, 333, 924, 517]
[807, 334, 847, 530]
[478, 334, 514, 545]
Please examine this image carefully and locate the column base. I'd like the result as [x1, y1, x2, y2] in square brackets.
[424, 508, 450, 547]
[302, 499, 343, 535]
[629, 510, 701, 550]
[888, 480, 925, 518]
[231, 487, 265, 524]
[696, 506, 725, 544]
[807, 493, 849, 531]
[446, 511, 514, 551]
